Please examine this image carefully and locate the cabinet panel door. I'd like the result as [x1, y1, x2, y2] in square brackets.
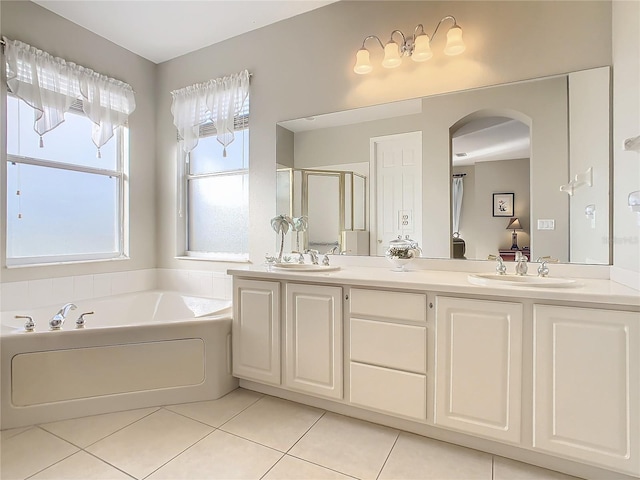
[534, 305, 639, 476]
[285, 283, 343, 399]
[350, 362, 426, 420]
[232, 279, 280, 385]
[435, 297, 523, 444]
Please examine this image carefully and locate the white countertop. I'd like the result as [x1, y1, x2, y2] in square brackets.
[227, 266, 640, 308]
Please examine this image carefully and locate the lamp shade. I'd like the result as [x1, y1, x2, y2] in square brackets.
[382, 41, 402, 68]
[411, 34, 433, 62]
[444, 25, 466, 55]
[353, 48, 373, 74]
[506, 217, 522, 230]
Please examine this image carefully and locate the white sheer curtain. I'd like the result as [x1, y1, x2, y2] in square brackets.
[452, 177, 464, 235]
[3, 36, 136, 155]
[170, 69, 250, 155]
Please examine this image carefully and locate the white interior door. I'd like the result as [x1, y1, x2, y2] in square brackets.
[371, 132, 422, 255]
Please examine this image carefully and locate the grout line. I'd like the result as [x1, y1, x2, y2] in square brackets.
[23, 445, 79, 480]
[81, 450, 137, 479]
[140, 428, 217, 480]
[258, 452, 287, 480]
[285, 452, 360, 479]
[285, 410, 326, 454]
[215, 428, 288, 454]
[375, 430, 400, 480]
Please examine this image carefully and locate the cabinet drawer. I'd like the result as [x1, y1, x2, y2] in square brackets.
[351, 318, 426, 374]
[350, 288, 426, 323]
[350, 362, 426, 420]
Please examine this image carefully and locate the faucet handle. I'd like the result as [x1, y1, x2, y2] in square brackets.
[536, 256, 558, 277]
[76, 311, 94, 328]
[15, 315, 35, 332]
[322, 254, 330, 266]
[487, 254, 507, 275]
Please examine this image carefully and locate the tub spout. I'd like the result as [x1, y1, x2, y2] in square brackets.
[50, 303, 77, 330]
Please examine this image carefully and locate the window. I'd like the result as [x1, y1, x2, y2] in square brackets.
[6, 95, 128, 266]
[185, 108, 249, 261]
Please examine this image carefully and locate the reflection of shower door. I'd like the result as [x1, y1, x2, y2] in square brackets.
[371, 132, 422, 256]
[302, 171, 343, 252]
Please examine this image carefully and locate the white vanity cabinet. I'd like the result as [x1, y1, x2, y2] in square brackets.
[434, 296, 523, 444]
[284, 283, 343, 400]
[533, 304, 639, 476]
[232, 279, 281, 385]
[348, 288, 428, 420]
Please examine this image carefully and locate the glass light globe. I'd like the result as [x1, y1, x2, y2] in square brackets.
[382, 41, 402, 68]
[411, 34, 433, 62]
[444, 25, 466, 55]
[353, 48, 373, 74]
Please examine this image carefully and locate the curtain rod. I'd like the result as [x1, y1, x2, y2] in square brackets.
[453, 173, 467, 177]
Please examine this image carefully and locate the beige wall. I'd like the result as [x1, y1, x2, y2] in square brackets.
[156, 0, 612, 270]
[612, 1, 640, 278]
[0, 1, 157, 283]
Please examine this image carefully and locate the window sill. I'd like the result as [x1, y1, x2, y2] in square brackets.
[175, 255, 251, 264]
[5, 255, 130, 269]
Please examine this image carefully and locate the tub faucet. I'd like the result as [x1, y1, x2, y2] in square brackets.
[515, 251, 528, 276]
[305, 249, 319, 265]
[50, 303, 77, 330]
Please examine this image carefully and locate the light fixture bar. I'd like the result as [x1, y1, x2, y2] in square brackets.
[353, 15, 465, 75]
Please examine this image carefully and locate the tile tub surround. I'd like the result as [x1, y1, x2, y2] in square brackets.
[0, 268, 235, 312]
[0, 388, 583, 480]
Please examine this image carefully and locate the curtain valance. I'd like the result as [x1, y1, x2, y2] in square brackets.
[171, 69, 250, 155]
[3, 36, 136, 155]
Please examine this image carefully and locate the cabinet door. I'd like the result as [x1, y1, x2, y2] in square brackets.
[232, 279, 280, 385]
[285, 283, 343, 399]
[533, 305, 639, 476]
[435, 297, 523, 444]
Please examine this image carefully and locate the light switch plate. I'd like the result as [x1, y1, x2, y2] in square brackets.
[537, 219, 555, 230]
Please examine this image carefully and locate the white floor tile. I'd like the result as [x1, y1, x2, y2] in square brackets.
[166, 388, 261, 427]
[0, 426, 33, 442]
[379, 432, 492, 480]
[40, 407, 158, 448]
[85, 408, 212, 479]
[0, 427, 78, 480]
[264, 454, 354, 480]
[221, 396, 324, 452]
[493, 456, 583, 480]
[289, 412, 398, 479]
[147, 430, 282, 480]
[29, 451, 132, 479]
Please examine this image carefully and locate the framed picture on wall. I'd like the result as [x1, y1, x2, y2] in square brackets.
[493, 193, 514, 217]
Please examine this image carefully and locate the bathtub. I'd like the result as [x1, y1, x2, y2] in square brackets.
[0, 290, 238, 429]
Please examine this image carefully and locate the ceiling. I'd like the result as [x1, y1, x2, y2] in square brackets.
[32, 0, 336, 64]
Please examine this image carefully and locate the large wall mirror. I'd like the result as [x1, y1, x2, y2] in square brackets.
[276, 67, 611, 265]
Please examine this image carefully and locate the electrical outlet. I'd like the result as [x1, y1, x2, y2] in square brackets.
[537, 219, 555, 230]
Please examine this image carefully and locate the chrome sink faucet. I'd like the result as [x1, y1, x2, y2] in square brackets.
[50, 303, 77, 330]
[304, 249, 319, 265]
[515, 251, 528, 276]
[536, 256, 558, 277]
[488, 254, 507, 275]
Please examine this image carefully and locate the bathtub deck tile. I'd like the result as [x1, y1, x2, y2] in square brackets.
[85, 409, 212, 479]
[29, 451, 133, 479]
[165, 388, 262, 427]
[40, 407, 159, 448]
[0, 427, 78, 480]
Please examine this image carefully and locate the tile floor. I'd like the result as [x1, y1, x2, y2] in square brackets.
[1, 388, 582, 480]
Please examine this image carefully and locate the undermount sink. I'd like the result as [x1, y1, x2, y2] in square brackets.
[468, 273, 578, 288]
[271, 263, 340, 272]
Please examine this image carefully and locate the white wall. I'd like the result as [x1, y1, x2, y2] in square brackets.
[0, 1, 157, 283]
[155, 0, 612, 271]
[612, 0, 640, 286]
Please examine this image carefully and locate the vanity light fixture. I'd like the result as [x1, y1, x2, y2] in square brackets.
[560, 167, 593, 195]
[506, 217, 523, 250]
[353, 15, 465, 75]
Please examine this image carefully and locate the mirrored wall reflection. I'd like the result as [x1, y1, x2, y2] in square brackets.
[276, 167, 367, 255]
[276, 66, 611, 264]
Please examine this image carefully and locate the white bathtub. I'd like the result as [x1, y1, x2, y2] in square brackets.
[0, 290, 238, 429]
